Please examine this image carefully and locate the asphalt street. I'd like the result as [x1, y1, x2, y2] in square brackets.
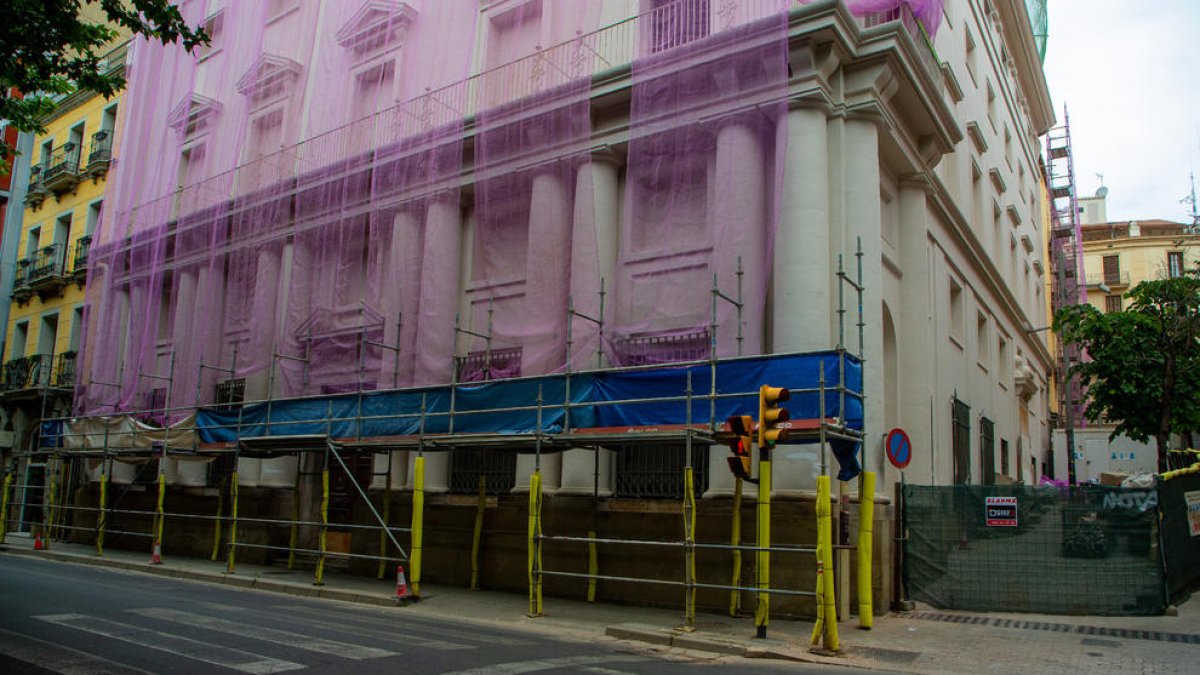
[0, 555, 867, 674]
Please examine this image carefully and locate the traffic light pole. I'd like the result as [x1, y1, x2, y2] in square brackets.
[755, 442, 771, 639]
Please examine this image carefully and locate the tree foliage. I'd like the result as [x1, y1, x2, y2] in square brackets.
[1054, 276, 1200, 472]
[1, 0, 207, 163]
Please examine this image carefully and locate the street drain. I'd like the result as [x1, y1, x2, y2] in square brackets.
[854, 646, 921, 665]
[906, 611, 1200, 644]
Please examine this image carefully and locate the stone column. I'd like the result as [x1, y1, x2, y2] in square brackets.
[246, 246, 282, 399]
[169, 268, 197, 407]
[521, 166, 572, 376]
[896, 177, 934, 485]
[773, 105, 831, 353]
[844, 117, 884, 475]
[711, 115, 766, 356]
[567, 152, 620, 372]
[414, 194, 462, 385]
[406, 450, 450, 493]
[382, 208, 422, 388]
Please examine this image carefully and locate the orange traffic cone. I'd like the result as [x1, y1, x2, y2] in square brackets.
[395, 565, 410, 606]
[149, 539, 163, 565]
[33, 531, 45, 551]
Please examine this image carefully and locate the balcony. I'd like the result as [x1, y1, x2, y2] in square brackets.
[71, 235, 93, 283]
[86, 130, 114, 178]
[42, 143, 82, 195]
[1086, 271, 1131, 289]
[23, 166, 49, 209]
[13, 244, 69, 302]
[0, 352, 76, 399]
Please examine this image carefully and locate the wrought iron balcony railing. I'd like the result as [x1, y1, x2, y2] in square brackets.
[1086, 271, 1131, 288]
[72, 235, 93, 279]
[0, 352, 76, 393]
[24, 165, 49, 208]
[87, 130, 114, 177]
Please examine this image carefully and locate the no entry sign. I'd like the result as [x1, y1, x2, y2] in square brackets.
[885, 428, 911, 470]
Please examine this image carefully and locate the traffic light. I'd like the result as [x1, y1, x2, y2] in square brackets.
[725, 414, 754, 479]
[758, 385, 790, 447]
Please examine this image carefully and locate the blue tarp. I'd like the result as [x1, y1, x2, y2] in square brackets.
[197, 351, 862, 444]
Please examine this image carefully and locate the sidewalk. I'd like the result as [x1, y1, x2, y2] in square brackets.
[3, 534, 1197, 673]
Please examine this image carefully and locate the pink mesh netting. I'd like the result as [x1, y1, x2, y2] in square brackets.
[78, 0, 943, 419]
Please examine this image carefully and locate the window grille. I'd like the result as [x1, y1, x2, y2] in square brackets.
[215, 378, 245, 406]
[614, 443, 709, 499]
[952, 397, 971, 484]
[1104, 295, 1122, 313]
[449, 448, 517, 494]
[456, 346, 522, 383]
[613, 330, 709, 367]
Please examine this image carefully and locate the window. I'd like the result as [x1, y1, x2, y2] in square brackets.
[351, 60, 396, 123]
[11, 321, 29, 360]
[649, 0, 711, 53]
[1000, 439, 1010, 477]
[949, 278, 964, 344]
[487, 0, 544, 69]
[980, 416, 995, 486]
[449, 449, 517, 494]
[38, 313, 59, 357]
[976, 312, 989, 367]
[267, 0, 299, 22]
[69, 306, 84, 353]
[1105, 295, 1122, 313]
[85, 200, 103, 236]
[1168, 251, 1185, 278]
[215, 378, 246, 406]
[198, 11, 225, 59]
[54, 211, 72, 245]
[1102, 254, 1121, 286]
[615, 443, 709, 499]
[952, 397, 971, 484]
[25, 227, 41, 259]
[986, 82, 997, 131]
[964, 29, 977, 85]
[997, 335, 1009, 386]
[40, 140, 53, 167]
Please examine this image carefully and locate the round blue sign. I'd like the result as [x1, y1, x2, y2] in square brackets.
[885, 428, 911, 470]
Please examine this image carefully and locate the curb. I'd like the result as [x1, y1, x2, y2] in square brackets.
[605, 622, 842, 665]
[3, 548, 396, 608]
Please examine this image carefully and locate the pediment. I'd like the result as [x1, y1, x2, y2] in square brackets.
[336, 1, 418, 55]
[167, 94, 222, 133]
[235, 53, 303, 98]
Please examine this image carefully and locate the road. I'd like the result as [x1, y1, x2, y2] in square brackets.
[0, 555, 864, 674]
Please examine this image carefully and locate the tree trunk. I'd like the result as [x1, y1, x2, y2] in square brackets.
[1156, 433, 1170, 474]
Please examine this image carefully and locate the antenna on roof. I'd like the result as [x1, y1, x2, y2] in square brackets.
[1186, 172, 1199, 233]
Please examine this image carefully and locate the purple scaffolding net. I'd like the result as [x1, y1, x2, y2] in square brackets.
[77, 0, 943, 420]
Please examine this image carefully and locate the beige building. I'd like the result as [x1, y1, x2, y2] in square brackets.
[1081, 217, 1199, 314]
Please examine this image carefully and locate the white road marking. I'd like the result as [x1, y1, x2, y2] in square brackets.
[442, 654, 646, 674]
[579, 668, 641, 675]
[130, 607, 398, 660]
[271, 603, 486, 649]
[0, 627, 155, 675]
[34, 613, 304, 674]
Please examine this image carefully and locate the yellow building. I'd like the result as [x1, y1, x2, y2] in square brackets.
[1081, 218, 1200, 312]
[0, 37, 128, 532]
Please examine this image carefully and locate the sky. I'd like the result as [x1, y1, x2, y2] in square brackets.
[1042, 0, 1200, 223]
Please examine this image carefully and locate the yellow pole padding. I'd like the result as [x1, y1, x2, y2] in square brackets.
[411, 456, 425, 598]
[315, 468, 330, 586]
[754, 456, 772, 638]
[96, 464, 109, 556]
[288, 484, 300, 570]
[226, 470, 239, 573]
[154, 471, 166, 556]
[378, 465, 393, 580]
[683, 466, 697, 629]
[729, 476, 743, 617]
[470, 474, 486, 590]
[211, 476, 225, 561]
[587, 529, 598, 603]
[527, 469, 543, 617]
[857, 471, 876, 629]
[810, 557, 825, 645]
[816, 475, 840, 651]
[0, 471, 13, 544]
[1161, 451, 1200, 481]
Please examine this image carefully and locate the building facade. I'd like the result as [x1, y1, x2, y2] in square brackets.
[0, 40, 126, 533]
[14, 0, 1056, 611]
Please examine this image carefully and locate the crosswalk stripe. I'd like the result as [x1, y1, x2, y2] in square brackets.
[270, 603, 496, 649]
[34, 614, 304, 674]
[130, 608, 397, 660]
[443, 654, 646, 674]
[255, 609, 470, 651]
[0, 627, 155, 675]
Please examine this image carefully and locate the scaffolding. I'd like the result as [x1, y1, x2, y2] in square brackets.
[2, 248, 870, 642]
[1045, 105, 1086, 484]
